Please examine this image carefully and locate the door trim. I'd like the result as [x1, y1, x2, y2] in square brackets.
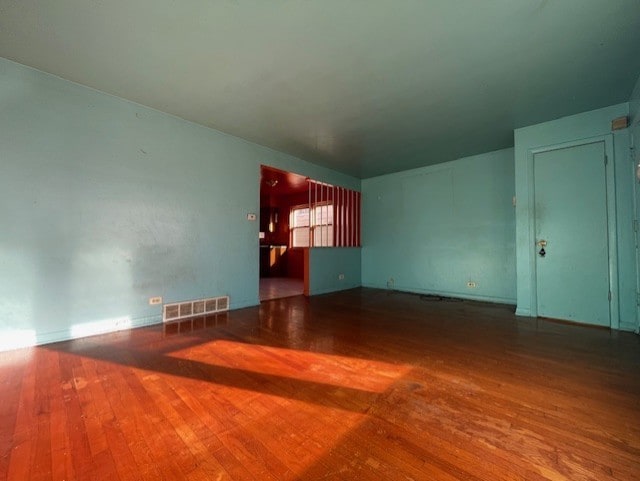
[526, 135, 619, 328]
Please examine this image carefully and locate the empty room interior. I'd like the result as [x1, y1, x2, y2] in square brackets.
[2, 1, 640, 480]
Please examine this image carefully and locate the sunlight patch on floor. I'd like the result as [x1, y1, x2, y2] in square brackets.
[141, 340, 411, 480]
[168, 339, 409, 393]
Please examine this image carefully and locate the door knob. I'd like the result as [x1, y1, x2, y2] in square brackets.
[537, 239, 547, 257]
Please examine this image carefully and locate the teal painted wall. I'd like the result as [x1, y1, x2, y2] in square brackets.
[629, 75, 640, 332]
[309, 247, 361, 296]
[361, 148, 516, 304]
[0, 58, 360, 350]
[514, 103, 637, 331]
[630, 75, 640, 127]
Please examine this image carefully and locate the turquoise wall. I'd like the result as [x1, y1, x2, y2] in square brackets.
[309, 247, 361, 296]
[629, 75, 640, 332]
[361, 148, 516, 304]
[514, 103, 637, 331]
[0, 58, 360, 350]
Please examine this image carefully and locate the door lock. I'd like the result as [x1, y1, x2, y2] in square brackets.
[536, 239, 547, 257]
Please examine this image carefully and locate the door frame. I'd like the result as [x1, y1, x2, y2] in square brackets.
[525, 134, 619, 328]
[633, 133, 640, 334]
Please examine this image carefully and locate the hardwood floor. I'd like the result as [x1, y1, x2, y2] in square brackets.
[1, 288, 638, 480]
[259, 278, 304, 302]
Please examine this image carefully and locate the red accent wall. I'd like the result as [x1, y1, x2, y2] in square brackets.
[260, 191, 309, 279]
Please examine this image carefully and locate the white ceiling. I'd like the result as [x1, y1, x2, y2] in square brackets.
[1, 0, 639, 178]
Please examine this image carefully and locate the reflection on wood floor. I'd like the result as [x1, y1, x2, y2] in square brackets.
[0, 288, 639, 480]
[259, 277, 303, 301]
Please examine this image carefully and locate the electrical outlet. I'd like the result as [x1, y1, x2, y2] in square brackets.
[387, 277, 395, 289]
[338, 273, 345, 280]
[466, 281, 477, 289]
[114, 318, 129, 328]
[149, 296, 163, 305]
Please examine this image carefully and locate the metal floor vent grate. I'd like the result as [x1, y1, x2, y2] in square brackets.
[163, 296, 230, 322]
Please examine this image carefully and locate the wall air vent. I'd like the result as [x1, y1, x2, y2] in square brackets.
[163, 296, 230, 322]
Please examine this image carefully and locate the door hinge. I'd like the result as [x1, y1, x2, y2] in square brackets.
[604, 155, 608, 165]
[608, 291, 612, 301]
[634, 219, 638, 233]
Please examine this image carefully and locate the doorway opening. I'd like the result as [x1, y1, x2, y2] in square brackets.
[259, 166, 307, 301]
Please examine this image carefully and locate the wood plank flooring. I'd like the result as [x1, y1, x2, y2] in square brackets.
[259, 278, 304, 302]
[0, 288, 638, 480]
